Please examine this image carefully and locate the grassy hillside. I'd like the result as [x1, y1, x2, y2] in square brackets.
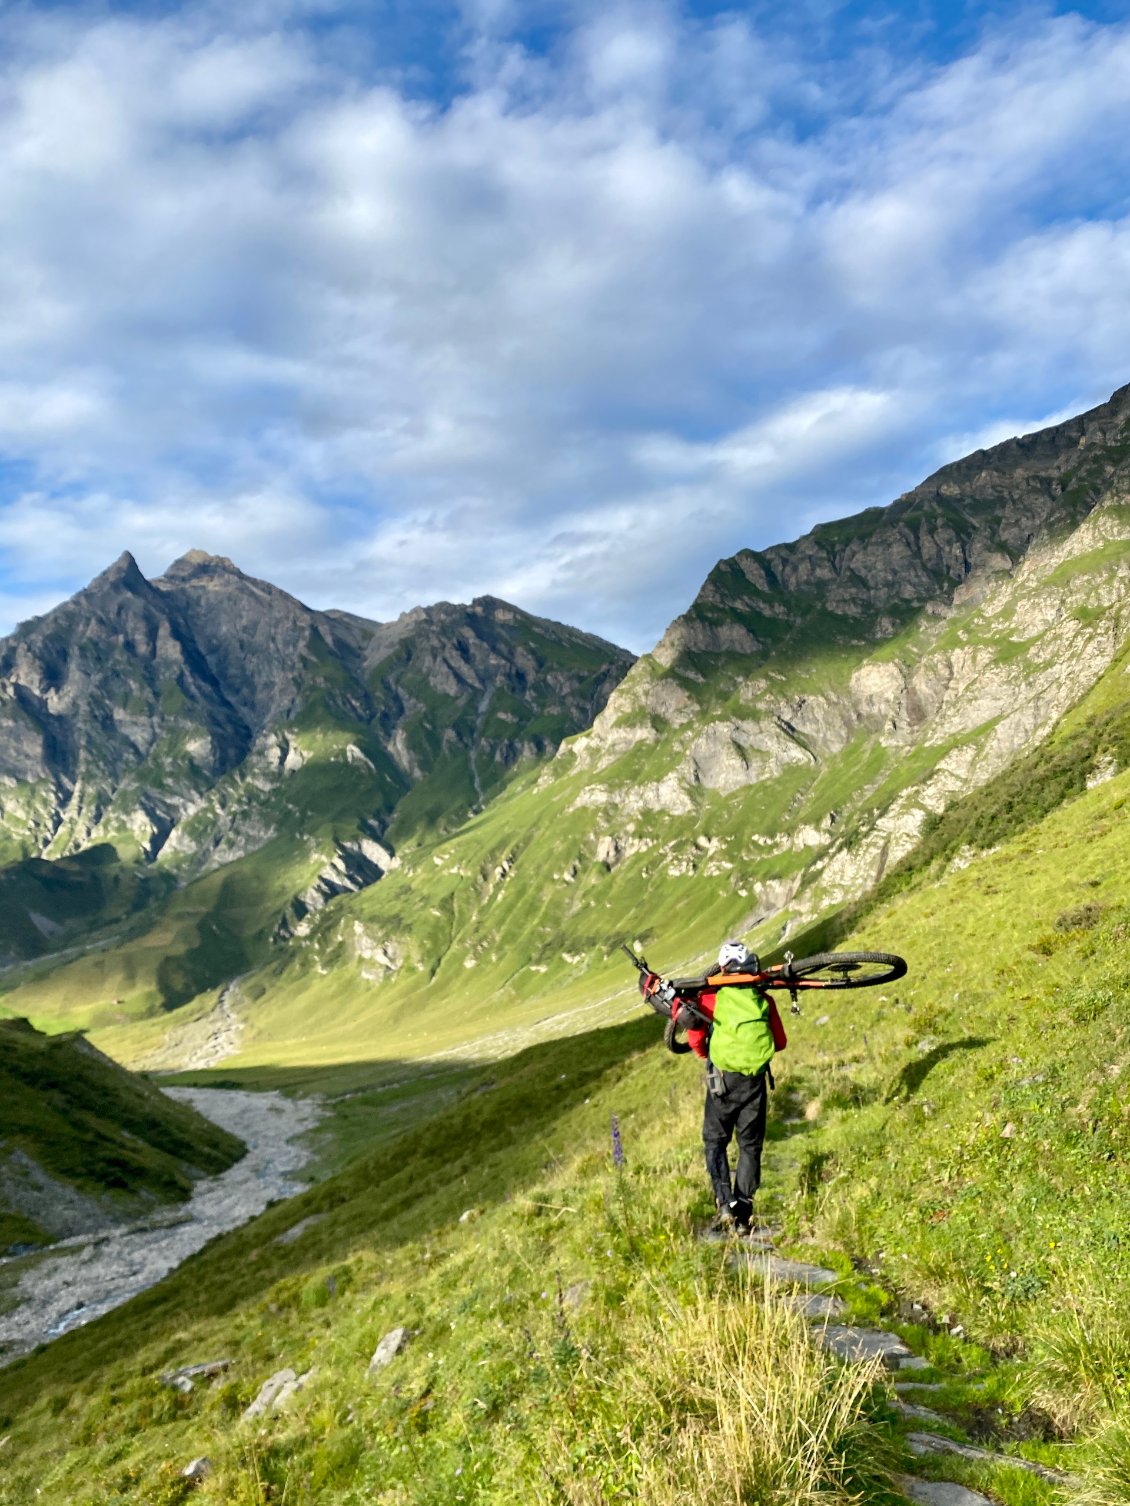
[5, 733, 1130, 1499]
[0, 1020, 244, 1251]
[0, 1018, 908, 1506]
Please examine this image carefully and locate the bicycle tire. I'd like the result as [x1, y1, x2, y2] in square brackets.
[770, 950, 907, 989]
[663, 1015, 692, 1054]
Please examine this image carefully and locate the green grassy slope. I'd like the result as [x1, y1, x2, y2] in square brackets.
[0, 844, 174, 966]
[0, 1020, 244, 1250]
[0, 1020, 905, 1506]
[5, 723, 1130, 1499]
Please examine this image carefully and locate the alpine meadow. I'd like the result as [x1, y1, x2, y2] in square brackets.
[9, 385, 1130, 1505]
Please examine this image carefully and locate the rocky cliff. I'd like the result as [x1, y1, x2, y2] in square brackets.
[556, 383, 1130, 928]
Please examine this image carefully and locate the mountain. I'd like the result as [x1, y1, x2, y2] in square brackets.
[4, 384, 1130, 1071]
[58, 379, 1124, 1073]
[0, 560, 633, 994]
[0, 551, 633, 873]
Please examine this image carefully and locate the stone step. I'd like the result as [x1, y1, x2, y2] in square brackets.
[734, 1252, 840, 1286]
[894, 1381, 948, 1393]
[906, 1432, 1069, 1484]
[778, 1291, 846, 1321]
[819, 1325, 913, 1369]
[894, 1398, 946, 1425]
[700, 1226, 777, 1248]
[893, 1473, 994, 1506]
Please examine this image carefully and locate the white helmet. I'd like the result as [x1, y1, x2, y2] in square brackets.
[717, 939, 751, 971]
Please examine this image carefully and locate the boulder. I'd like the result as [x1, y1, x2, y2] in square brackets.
[242, 1369, 297, 1422]
[368, 1326, 410, 1374]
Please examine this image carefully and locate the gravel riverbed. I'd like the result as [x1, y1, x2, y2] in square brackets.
[0, 1086, 324, 1365]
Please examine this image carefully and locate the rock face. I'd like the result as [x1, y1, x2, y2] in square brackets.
[274, 836, 400, 941]
[656, 383, 1130, 668]
[558, 382, 1130, 935]
[0, 557, 633, 942]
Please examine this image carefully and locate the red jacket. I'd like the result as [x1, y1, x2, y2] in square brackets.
[683, 990, 716, 1059]
[677, 987, 787, 1060]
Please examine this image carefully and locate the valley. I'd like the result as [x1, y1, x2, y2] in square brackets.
[0, 1084, 322, 1363]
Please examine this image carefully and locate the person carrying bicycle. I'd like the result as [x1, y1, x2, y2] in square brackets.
[693, 939, 778, 1234]
[631, 935, 906, 1234]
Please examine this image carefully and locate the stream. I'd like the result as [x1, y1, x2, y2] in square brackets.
[0, 1086, 323, 1366]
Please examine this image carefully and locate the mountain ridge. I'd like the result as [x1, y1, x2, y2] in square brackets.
[0, 555, 634, 876]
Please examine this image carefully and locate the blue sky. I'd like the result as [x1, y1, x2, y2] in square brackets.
[1, 1, 1129, 651]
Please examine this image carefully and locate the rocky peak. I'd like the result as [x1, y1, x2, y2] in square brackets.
[159, 551, 245, 583]
[93, 551, 148, 592]
[0, 555, 633, 866]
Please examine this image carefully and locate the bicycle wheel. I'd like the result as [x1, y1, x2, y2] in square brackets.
[663, 1015, 692, 1054]
[773, 951, 907, 989]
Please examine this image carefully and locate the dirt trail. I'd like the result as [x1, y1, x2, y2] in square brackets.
[0, 1086, 322, 1366]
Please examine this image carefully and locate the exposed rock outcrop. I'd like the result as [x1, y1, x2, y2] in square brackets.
[274, 837, 400, 942]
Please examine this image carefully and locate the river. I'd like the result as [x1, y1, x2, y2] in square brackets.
[0, 1086, 323, 1365]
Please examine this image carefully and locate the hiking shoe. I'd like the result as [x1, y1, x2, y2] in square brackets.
[713, 1199, 738, 1233]
[729, 1198, 754, 1235]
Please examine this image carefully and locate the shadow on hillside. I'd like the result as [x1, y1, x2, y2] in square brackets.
[885, 1037, 991, 1103]
[0, 1012, 667, 1401]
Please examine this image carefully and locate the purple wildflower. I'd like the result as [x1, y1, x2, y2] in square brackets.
[611, 1113, 624, 1169]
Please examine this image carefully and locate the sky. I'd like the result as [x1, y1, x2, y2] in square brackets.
[1, 1, 1130, 652]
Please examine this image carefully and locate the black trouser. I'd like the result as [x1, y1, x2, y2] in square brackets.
[703, 1065, 768, 1219]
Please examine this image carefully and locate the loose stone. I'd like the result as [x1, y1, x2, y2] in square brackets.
[243, 1369, 297, 1422]
[161, 1359, 233, 1393]
[368, 1326, 410, 1373]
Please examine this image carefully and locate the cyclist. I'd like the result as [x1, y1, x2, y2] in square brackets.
[691, 939, 777, 1234]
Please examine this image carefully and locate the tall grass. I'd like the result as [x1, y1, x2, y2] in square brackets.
[535, 1271, 891, 1506]
[1029, 1269, 1130, 1434]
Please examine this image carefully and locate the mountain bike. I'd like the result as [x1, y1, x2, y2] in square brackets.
[622, 943, 908, 1054]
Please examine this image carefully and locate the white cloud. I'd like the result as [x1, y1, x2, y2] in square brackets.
[0, 5, 1128, 651]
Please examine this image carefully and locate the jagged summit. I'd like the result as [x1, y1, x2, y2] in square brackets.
[91, 550, 147, 591]
[0, 553, 634, 873]
[159, 549, 244, 581]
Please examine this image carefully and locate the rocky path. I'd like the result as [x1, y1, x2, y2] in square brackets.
[718, 1232, 1071, 1506]
[0, 1086, 323, 1365]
